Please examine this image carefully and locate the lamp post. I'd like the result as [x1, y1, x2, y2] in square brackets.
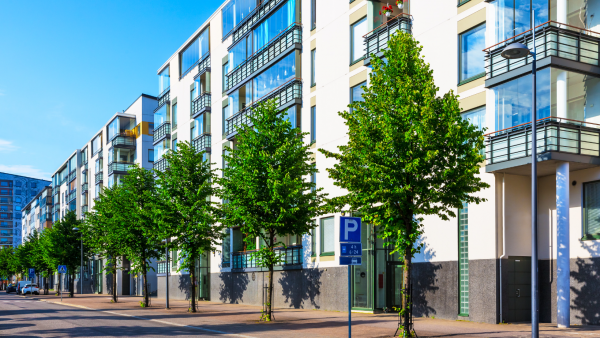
[500, 15, 538, 338]
[162, 239, 169, 309]
[73, 227, 83, 296]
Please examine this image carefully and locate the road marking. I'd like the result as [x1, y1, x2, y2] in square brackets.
[40, 300, 256, 338]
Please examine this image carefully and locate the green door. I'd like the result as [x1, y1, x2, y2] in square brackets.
[386, 262, 403, 310]
[195, 254, 210, 300]
[507, 256, 531, 322]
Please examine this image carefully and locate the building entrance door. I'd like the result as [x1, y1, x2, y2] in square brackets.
[121, 257, 130, 296]
[195, 253, 210, 300]
[507, 256, 531, 322]
[386, 261, 403, 310]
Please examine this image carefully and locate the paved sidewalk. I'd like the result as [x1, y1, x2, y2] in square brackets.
[16, 293, 600, 337]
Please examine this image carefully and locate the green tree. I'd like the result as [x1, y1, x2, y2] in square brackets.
[154, 141, 223, 312]
[221, 100, 326, 321]
[119, 165, 162, 307]
[82, 185, 127, 302]
[320, 31, 489, 334]
[0, 246, 17, 285]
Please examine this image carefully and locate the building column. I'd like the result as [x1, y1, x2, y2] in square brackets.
[557, 71, 567, 119]
[556, 162, 570, 328]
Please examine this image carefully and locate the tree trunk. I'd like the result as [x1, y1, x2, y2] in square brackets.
[402, 215, 413, 336]
[142, 260, 149, 307]
[266, 229, 275, 321]
[190, 269, 196, 312]
[112, 258, 117, 302]
[70, 272, 74, 297]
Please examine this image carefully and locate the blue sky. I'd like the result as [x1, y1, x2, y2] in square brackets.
[0, 0, 223, 180]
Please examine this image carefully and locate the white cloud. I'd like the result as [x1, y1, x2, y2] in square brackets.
[0, 165, 51, 181]
[0, 139, 17, 152]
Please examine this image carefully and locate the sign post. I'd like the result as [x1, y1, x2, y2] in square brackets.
[58, 265, 67, 302]
[339, 216, 362, 338]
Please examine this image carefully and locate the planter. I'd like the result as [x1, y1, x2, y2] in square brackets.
[386, 12, 391, 17]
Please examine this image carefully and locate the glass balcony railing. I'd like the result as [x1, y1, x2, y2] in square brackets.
[95, 171, 104, 184]
[198, 53, 211, 75]
[191, 93, 211, 118]
[69, 170, 77, 183]
[226, 78, 302, 136]
[485, 21, 600, 80]
[81, 183, 88, 193]
[112, 134, 136, 148]
[69, 190, 77, 202]
[364, 13, 412, 62]
[485, 117, 600, 166]
[81, 162, 88, 174]
[231, 245, 302, 270]
[231, 0, 285, 44]
[158, 89, 170, 108]
[192, 133, 211, 154]
[226, 23, 302, 91]
[153, 122, 171, 144]
[108, 162, 134, 175]
[153, 157, 169, 173]
[81, 205, 88, 216]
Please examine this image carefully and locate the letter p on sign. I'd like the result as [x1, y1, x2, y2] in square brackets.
[340, 217, 361, 243]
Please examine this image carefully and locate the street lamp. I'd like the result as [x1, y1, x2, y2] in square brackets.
[161, 238, 169, 309]
[73, 227, 83, 296]
[500, 20, 539, 338]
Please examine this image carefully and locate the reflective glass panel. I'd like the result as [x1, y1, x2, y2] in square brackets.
[459, 24, 486, 82]
[253, 52, 296, 101]
[253, 0, 296, 52]
[351, 17, 367, 63]
[159, 66, 170, 94]
[154, 104, 169, 126]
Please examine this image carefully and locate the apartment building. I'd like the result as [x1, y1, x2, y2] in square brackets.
[0, 173, 51, 248]
[147, 0, 600, 327]
[21, 186, 53, 240]
[49, 93, 159, 296]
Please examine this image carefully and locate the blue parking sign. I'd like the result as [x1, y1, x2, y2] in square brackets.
[28, 268, 35, 277]
[339, 217, 361, 243]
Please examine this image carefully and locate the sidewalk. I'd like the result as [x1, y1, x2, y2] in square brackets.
[19, 293, 600, 337]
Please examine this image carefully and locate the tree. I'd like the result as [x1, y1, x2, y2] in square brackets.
[0, 246, 17, 286]
[42, 211, 89, 297]
[320, 31, 489, 335]
[119, 165, 162, 307]
[22, 230, 52, 293]
[82, 185, 127, 302]
[221, 100, 326, 321]
[154, 141, 223, 312]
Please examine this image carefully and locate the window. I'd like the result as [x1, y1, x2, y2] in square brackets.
[15, 190, 21, 196]
[310, 106, 316, 143]
[584, 181, 600, 238]
[311, 49, 316, 87]
[351, 81, 366, 112]
[311, 0, 316, 30]
[148, 150, 154, 162]
[311, 227, 317, 256]
[351, 17, 367, 64]
[180, 28, 210, 76]
[462, 106, 486, 132]
[223, 105, 231, 135]
[311, 168, 316, 194]
[0, 182, 7, 187]
[159, 66, 170, 95]
[458, 202, 469, 316]
[31, 183, 37, 189]
[493, 0, 548, 43]
[223, 62, 230, 92]
[253, 52, 296, 101]
[253, 0, 296, 52]
[92, 134, 102, 155]
[154, 104, 169, 127]
[172, 138, 178, 152]
[222, 229, 231, 265]
[222, 0, 257, 38]
[15, 197, 21, 203]
[172, 250, 178, 272]
[459, 24, 486, 84]
[15, 181, 21, 187]
[172, 104, 178, 130]
[320, 217, 334, 255]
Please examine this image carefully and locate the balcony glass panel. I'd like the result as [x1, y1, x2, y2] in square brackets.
[193, 73, 210, 100]
[253, 0, 296, 52]
[222, 0, 258, 38]
[180, 28, 209, 76]
[159, 66, 170, 95]
[252, 52, 296, 101]
[493, 0, 548, 44]
[154, 104, 169, 126]
[230, 36, 251, 70]
[229, 82, 253, 116]
[154, 139, 170, 160]
[109, 148, 135, 164]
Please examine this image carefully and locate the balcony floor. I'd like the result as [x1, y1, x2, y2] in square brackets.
[486, 151, 600, 176]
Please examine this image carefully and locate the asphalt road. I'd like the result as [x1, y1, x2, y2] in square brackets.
[0, 292, 228, 337]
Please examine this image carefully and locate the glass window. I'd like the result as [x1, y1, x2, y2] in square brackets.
[253, 0, 296, 52]
[462, 106, 486, 131]
[458, 202, 469, 315]
[229, 37, 250, 71]
[310, 106, 316, 143]
[192, 115, 205, 140]
[15, 190, 21, 196]
[320, 217, 334, 255]
[108, 118, 119, 141]
[311, 49, 316, 87]
[31, 183, 37, 189]
[148, 149, 154, 162]
[459, 24, 486, 83]
[223, 105, 231, 135]
[91, 134, 102, 155]
[222, 0, 257, 38]
[15, 181, 21, 187]
[283, 108, 297, 129]
[311, 226, 317, 256]
[311, 168, 316, 194]
[172, 138, 178, 152]
[223, 62, 230, 92]
[222, 1, 235, 38]
[222, 229, 231, 264]
[351, 17, 367, 63]
[172, 104, 177, 129]
[494, 0, 548, 43]
[159, 66, 170, 95]
[180, 28, 210, 76]
[351, 81, 366, 112]
[154, 104, 169, 127]
[253, 52, 296, 101]
[584, 181, 600, 237]
[311, 0, 316, 30]
[229, 82, 252, 115]
[155, 139, 170, 160]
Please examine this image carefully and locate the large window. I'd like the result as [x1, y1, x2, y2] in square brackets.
[229, 82, 252, 116]
[311, 226, 317, 256]
[493, 0, 548, 43]
[229, 36, 252, 71]
[222, 0, 258, 38]
[154, 104, 170, 127]
[159, 66, 170, 95]
[180, 28, 210, 76]
[458, 202, 469, 316]
[192, 115, 205, 140]
[351, 81, 366, 113]
[351, 17, 367, 64]
[310, 106, 316, 143]
[91, 134, 102, 155]
[462, 106, 486, 132]
[459, 24, 486, 83]
[253, 0, 296, 52]
[311, 49, 316, 87]
[223, 104, 231, 134]
[320, 217, 334, 256]
[222, 229, 231, 265]
[155, 139, 170, 160]
[584, 181, 600, 238]
[148, 149, 154, 162]
[311, 0, 316, 30]
[253, 52, 296, 101]
[172, 103, 178, 130]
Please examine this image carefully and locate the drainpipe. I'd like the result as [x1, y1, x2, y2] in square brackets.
[499, 173, 507, 324]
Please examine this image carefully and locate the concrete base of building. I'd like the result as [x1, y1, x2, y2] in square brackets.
[157, 274, 192, 301]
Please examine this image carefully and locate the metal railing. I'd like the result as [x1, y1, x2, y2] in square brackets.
[53, 205, 60, 213]
[198, 53, 211, 75]
[192, 133, 211, 154]
[153, 157, 169, 173]
[226, 78, 302, 135]
[231, 0, 286, 44]
[158, 89, 170, 107]
[54, 187, 60, 195]
[0, 213, 13, 220]
[81, 183, 88, 193]
[231, 245, 302, 269]
[364, 14, 413, 59]
[81, 206, 88, 216]
[108, 162, 134, 175]
[485, 21, 600, 79]
[112, 135, 136, 148]
[69, 170, 77, 183]
[95, 171, 103, 184]
[157, 261, 167, 274]
[191, 93, 211, 117]
[69, 190, 77, 202]
[153, 122, 171, 143]
[226, 23, 302, 91]
[485, 117, 600, 165]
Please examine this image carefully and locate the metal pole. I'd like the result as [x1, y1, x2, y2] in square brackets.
[348, 266, 351, 338]
[80, 237, 83, 295]
[166, 241, 169, 309]
[61, 273, 63, 302]
[531, 10, 539, 338]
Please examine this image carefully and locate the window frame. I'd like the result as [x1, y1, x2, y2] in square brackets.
[310, 105, 316, 143]
[311, 49, 316, 87]
[583, 180, 600, 240]
[311, 0, 316, 30]
[350, 81, 367, 113]
[148, 149, 154, 162]
[320, 216, 335, 256]
[172, 103, 178, 130]
[350, 17, 367, 65]
[458, 23, 486, 85]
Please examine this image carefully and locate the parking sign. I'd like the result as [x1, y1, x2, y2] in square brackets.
[339, 217, 361, 243]
[28, 268, 35, 277]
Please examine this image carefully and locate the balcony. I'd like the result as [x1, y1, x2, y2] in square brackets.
[68, 170, 76, 183]
[53, 187, 60, 195]
[191, 93, 211, 119]
[0, 213, 13, 220]
[69, 190, 77, 202]
[53, 204, 60, 213]
[364, 13, 413, 65]
[0, 240, 14, 245]
[485, 21, 600, 87]
[112, 134, 136, 149]
[226, 23, 302, 92]
[81, 205, 88, 216]
[108, 162, 134, 175]
[95, 171, 103, 184]
[192, 133, 211, 154]
[231, 245, 302, 270]
[81, 183, 88, 194]
[153, 157, 169, 173]
[157, 89, 170, 108]
[82, 162, 88, 174]
[225, 78, 302, 138]
[198, 53, 211, 76]
[485, 117, 600, 175]
[231, 0, 286, 44]
[153, 122, 171, 144]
